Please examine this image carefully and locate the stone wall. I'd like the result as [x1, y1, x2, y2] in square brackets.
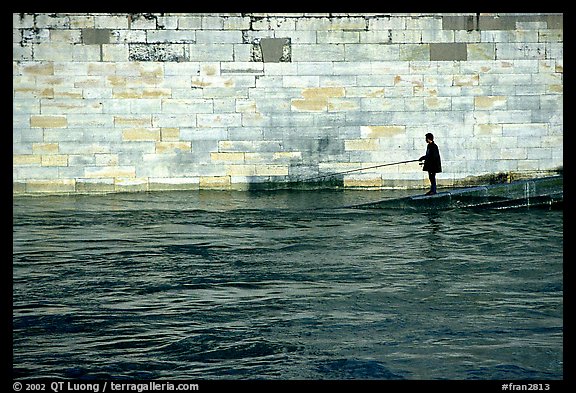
[13, 13, 563, 194]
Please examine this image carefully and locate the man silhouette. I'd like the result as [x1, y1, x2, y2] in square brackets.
[419, 133, 442, 195]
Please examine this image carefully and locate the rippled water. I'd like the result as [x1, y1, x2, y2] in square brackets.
[12, 189, 563, 380]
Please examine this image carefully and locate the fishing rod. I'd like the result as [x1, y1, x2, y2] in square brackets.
[302, 159, 421, 183]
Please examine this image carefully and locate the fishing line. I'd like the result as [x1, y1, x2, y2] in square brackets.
[301, 159, 420, 183]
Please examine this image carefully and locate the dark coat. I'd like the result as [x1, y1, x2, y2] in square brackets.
[419, 142, 442, 173]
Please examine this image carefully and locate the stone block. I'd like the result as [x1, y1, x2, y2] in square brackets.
[13, 154, 41, 166]
[226, 164, 256, 176]
[478, 16, 516, 31]
[95, 15, 129, 29]
[292, 44, 345, 62]
[155, 141, 191, 154]
[345, 139, 379, 151]
[26, 179, 76, 193]
[114, 178, 149, 192]
[199, 175, 231, 189]
[467, 43, 495, 60]
[197, 113, 241, 128]
[82, 28, 111, 44]
[188, 44, 233, 61]
[327, 98, 359, 112]
[211, 152, 245, 162]
[178, 16, 202, 29]
[442, 15, 478, 31]
[30, 115, 67, 128]
[84, 165, 136, 178]
[361, 125, 405, 138]
[122, 128, 161, 141]
[147, 30, 197, 43]
[149, 177, 199, 191]
[162, 98, 213, 113]
[345, 44, 400, 61]
[291, 99, 327, 112]
[41, 155, 68, 166]
[32, 143, 59, 154]
[344, 175, 382, 188]
[400, 44, 430, 61]
[20, 61, 54, 76]
[76, 178, 115, 193]
[196, 30, 242, 44]
[255, 164, 289, 176]
[430, 43, 467, 61]
[129, 43, 187, 62]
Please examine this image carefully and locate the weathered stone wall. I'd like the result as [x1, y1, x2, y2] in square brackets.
[13, 13, 563, 194]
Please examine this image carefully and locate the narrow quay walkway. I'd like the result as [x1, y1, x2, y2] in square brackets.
[348, 175, 563, 210]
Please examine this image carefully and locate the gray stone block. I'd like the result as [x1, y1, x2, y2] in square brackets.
[82, 29, 110, 44]
[430, 43, 467, 61]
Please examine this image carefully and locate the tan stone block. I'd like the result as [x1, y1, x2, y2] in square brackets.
[107, 75, 127, 87]
[244, 153, 267, 162]
[236, 99, 257, 113]
[301, 87, 345, 99]
[113, 89, 141, 98]
[548, 85, 563, 93]
[474, 96, 507, 110]
[291, 99, 327, 112]
[26, 179, 75, 193]
[122, 128, 161, 141]
[453, 74, 479, 86]
[41, 155, 68, 166]
[32, 143, 59, 154]
[88, 62, 116, 75]
[14, 87, 54, 98]
[30, 115, 67, 128]
[13, 155, 41, 166]
[52, 88, 82, 98]
[143, 88, 172, 98]
[21, 63, 54, 76]
[361, 126, 405, 138]
[327, 98, 359, 111]
[160, 128, 180, 141]
[199, 176, 231, 189]
[191, 76, 234, 88]
[211, 152, 245, 161]
[200, 63, 219, 76]
[138, 64, 163, 79]
[74, 77, 105, 88]
[156, 142, 191, 154]
[84, 166, 136, 178]
[344, 139, 379, 151]
[393, 75, 423, 87]
[424, 97, 451, 110]
[344, 176, 382, 188]
[474, 124, 502, 136]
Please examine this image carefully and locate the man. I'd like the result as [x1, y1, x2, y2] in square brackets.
[419, 133, 442, 195]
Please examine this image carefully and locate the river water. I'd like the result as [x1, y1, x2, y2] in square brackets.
[12, 189, 563, 380]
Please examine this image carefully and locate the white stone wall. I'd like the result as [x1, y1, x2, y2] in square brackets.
[13, 13, 563, 193]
